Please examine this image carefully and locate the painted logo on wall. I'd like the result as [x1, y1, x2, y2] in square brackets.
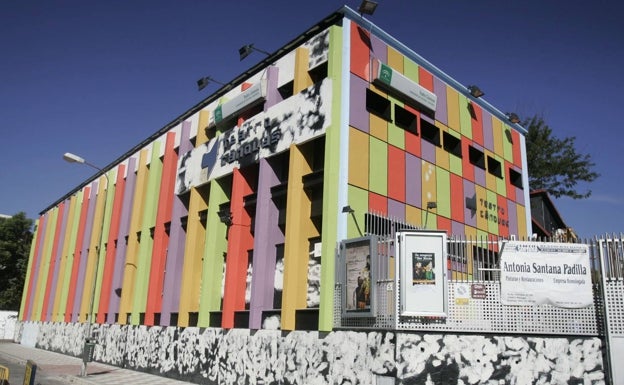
[175, 78, 332, 195]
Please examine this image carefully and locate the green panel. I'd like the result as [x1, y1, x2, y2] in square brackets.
[436, 167, 451, 218]
[131, 143, 163, 324]
[487, 189, 499, 235]
[319, 24, 344, 331]
[369, 137, 388, 196]
[458, 94, 472, 139]
[449, 153, 462, 176]
[503, 125, 514, 163]
[347, 185, 368, 238]
[92, 170, 116, 315]
[198, 178, 229, 327]
[58, 191, 84, 318]
[34, 207, 58, 320]
[496, 156, 507, 196]
[387, 98, 405, 150]
[403, 57, 419, 83]
[476, 229, 489, 241]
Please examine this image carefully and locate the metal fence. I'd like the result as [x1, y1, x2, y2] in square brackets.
[335, 212, 624, 336]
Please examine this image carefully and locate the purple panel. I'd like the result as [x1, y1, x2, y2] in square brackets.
[264, 66, 282, 111]
[388, 199, 405, 221]
[474, 167, 486, 187]
[405, 153, 421, 207]
[105, 158, 138, 324]
[515, 187, 524, 206]
[370, 33, 387, 64]
[451, 220, 464, 237]
[72, 181, 99, 322]
[482, 110, 494, 151]
[25, 215, 47, 320]
[507, 199, 519, 236]
[249, 158, 283, 329]
[421, 141, 436, 164]
[46, 198, 71, 320]
[160, 122, 192, 326]
[433, 77, 448, 126]
[349, 74, 369, 133]
[463, 180, 477, 227]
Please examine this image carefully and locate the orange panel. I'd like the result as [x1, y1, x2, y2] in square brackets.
[470, 102, 484, 146]
[404, 106, 421, 156]
[437, 216, 452, 234]
[498, 195, 510, 238]
[369, 192, 388, 215]
[512, 130, 523, 168]
[418, 67, 434, 92]
[350, 22, 371, 81]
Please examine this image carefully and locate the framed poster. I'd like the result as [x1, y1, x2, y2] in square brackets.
[338, 235, 377, 318]
[396, 230, 447, 317]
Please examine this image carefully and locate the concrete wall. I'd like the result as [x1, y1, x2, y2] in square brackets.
[16, 321, 605, 384]
[0, 311, 17, 339]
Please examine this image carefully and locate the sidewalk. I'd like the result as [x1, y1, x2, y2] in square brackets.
[0, 341, 192, 385]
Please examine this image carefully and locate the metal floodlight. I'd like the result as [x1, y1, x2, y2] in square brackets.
[507, 113, 521, 124]
[218, 210, 233, 226]
[197, 76, 225, 91]
[468, 85, 484, 98]
[63, 152, 85, 164]
[427, 202, 437, 209]
[342, 205, 355, 213]
[239, 44, 270, 61]
[358, 0, 378, 15]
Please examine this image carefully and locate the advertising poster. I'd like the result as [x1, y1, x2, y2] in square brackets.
[412, 252, 435, 285]
[340, 236, 376, 318]
[500, 241, 593, 308]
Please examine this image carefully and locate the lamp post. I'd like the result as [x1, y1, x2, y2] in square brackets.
[63, 152, 108, 377]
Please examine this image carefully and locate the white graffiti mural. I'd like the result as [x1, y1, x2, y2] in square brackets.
[14, 321, 605, 384]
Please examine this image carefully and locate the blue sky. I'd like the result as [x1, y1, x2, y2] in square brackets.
[1, 1, 622, 238]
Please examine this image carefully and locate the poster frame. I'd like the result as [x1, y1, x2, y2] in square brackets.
[338, 235, 377, 319]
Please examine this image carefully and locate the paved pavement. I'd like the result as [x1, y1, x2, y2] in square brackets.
[0, 340, 192, 385]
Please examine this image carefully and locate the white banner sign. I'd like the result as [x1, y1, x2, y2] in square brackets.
[500, 241, 593, 308]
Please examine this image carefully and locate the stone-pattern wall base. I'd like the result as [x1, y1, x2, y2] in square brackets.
[14, 321, 605, 384]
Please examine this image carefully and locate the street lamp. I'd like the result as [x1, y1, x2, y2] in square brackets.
[63, 152, 109, 377]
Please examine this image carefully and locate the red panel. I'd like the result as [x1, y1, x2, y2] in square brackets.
[22, 215, 45, 320]
[404, 106, 421, 156]
[470, 103, 484, 146]
[461, 138, 475, 182]
[350, 22, 371, 81]
[498, 195, 510, 238]
[437, 216, 452, 234]
[418, 67, 434, 92]
[369, 192, 388, 215]
[504, 161, 517, 203]
[222, 168, 256, 328]
[450, 174, 464, 223]
[65, 187, 91, 323]
[387, 146, 406, 203]
[145, 132, 178, 325]
[512, 130, 522, 168]
[40, 202, 65, 321]
[96, 165, 127, 323]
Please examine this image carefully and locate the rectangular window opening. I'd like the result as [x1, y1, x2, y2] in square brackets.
[468, 146, 486, 170]
[443, 132, 462, 158]
[394, 105, 418, 135]
[366, 88, 392, 121]
[487, 156, 502, 178]
[420, 118, 441, 146]
[509, 168, 523, 189]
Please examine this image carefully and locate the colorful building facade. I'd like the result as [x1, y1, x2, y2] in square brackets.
[20, 7, 530, 333]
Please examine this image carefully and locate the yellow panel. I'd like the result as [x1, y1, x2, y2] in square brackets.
[421, 160, 437, 209]
[484, 150, 497, 192]
[464, 225, 477, 238]
[387, 47, 404, 73]
[369, 114, 387, 141]
[492, 117, 504, 156]
[349, 127, 369, 189]
[458, 94, 472, 139]
[435, 122, 450, 171]
[196, 110, 211, 146]
[293, 47, 313, 93]
[475, 185, 488, 231]
[487, 190, 499, 235]
[502, 125, 514, 162]
[516, 204, 528, 238]
[118, 149, 149, 324]
[33, 207, 58, 320]
[406, 205, 423, 228]
[446, 86, 460, 132]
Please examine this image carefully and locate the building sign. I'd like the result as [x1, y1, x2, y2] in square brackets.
[396, 230, 447, 318]
[176, 79, 332, 195]
[372, 59, 437, 113]
[211, 80, 267, 127]
[500, 241, 593, 308]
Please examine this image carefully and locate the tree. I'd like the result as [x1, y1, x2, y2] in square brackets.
[524, 115, 599, 199]
[0, 212, 33, 310]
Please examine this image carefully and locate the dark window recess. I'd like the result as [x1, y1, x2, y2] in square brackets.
[394, 105, 418, 135]
[139, 313, 145, 325]
[487, 156, 502, 178]
[278, 81, 294, 99]
[468, 146, 486, 170]
[170, 313, 178, 326]
[153, 313, 161, 326]
[309, 62, 328, 85]
[443, 132, 462, 158]
[509, 168, 523, 189]
[420, 118, 441, 146]
[188, 312, 199, 327]
[209, 312, 222, 327]
[366, 88, 392, 121]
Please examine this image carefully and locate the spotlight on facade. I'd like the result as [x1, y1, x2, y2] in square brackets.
[507, 113, 521, 124]
[197, 76, 225, 91]
[342, 205, 362, 236]
[467, 85, 484, 98]
[358, 0, 378, 16]
[239, 44, 271, 61]
[342, 205, 355, 213]
[218, 210, 233, 226]
[424, 201, 437, 229]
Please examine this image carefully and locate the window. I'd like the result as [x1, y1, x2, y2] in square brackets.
[394, 105, 418, 135]
[366, 88, 391, 121]
[487, 156, 502, 178]
[509, 168, 523, 189]
[468, 146, 485, 170]
[443, 132, 462, 158]
[420, 118, 441, 146]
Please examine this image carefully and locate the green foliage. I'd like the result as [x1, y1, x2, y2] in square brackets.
[524, 115, 599, 199]
[0, 212, 33, 310]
